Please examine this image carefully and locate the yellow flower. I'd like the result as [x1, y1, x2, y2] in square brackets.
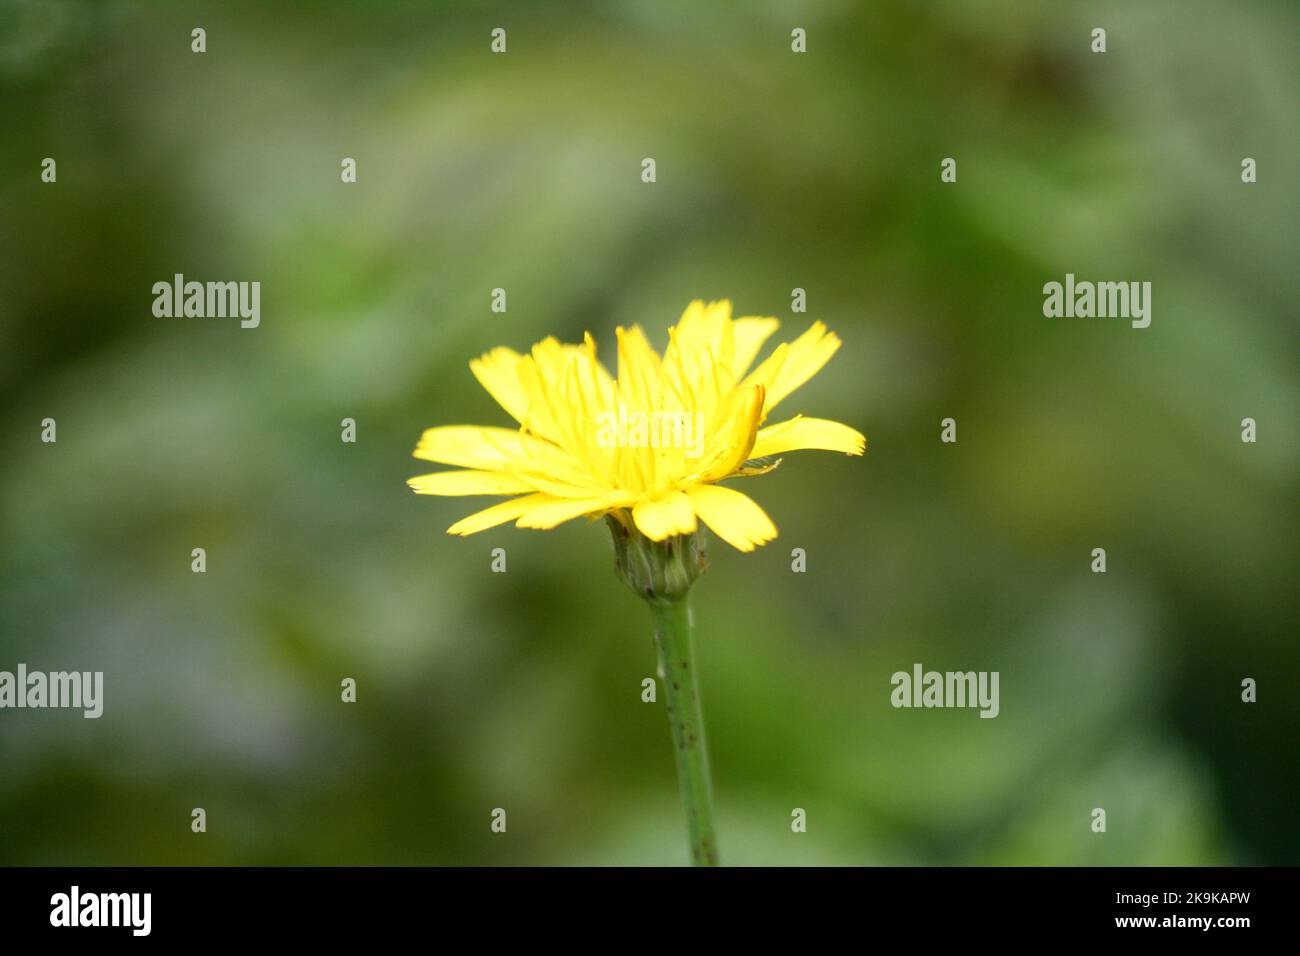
[408, 300, 865, 551]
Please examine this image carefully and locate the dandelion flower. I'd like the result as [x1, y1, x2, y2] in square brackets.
[407, 299, 865, 865]
[408, 299, 864, 550]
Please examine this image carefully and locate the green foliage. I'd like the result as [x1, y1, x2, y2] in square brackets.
[1, 0, 1295, 865]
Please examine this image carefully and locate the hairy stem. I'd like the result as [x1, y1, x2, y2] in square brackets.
[650, 594, 718, 866]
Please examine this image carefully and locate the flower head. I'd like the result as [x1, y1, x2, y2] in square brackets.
[408, 300, 865, 551]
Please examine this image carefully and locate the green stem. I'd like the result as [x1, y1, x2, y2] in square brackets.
[650, 594, 718, 866]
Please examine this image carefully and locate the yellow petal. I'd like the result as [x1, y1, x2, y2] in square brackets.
[765, 322, 841, 412]
[413, 425, 528, 468]
[632, 491, 697, 540]
[664, 300, 734, 422]
[584, 333, 619, 408]
[751, 417, 865, 458]
[469, 347, 530, 424]
[616, 325, 662, 409]
[407, 470, 536, 496]
[513, 351, 568, 445]
[413, 425, 602, 495]
[685, 484, 777, 552]
[743, 321, 841, 414]
[447, 494, 547, 535]
[739, 341, 787, 399]
[692, 384, 765, 483]
[674, 299, 731, 347]
[516, 493, 630, 530]
[731, 317, 780, 378]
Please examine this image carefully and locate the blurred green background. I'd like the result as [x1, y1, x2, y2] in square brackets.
[1, 0, 1296, 865]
